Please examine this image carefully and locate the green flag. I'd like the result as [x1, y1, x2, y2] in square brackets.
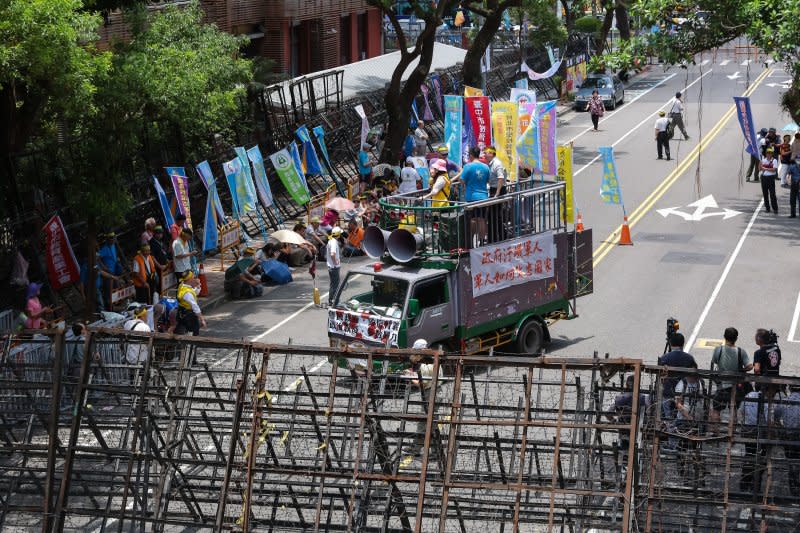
[270, 148, 311, 205]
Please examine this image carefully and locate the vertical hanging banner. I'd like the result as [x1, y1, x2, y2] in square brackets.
[195, 161, 226, 222]
[152, 176, 176, 229]
[202, 186, 220, 253]
[516, 109, 541, 171]
[537, 101, 558, 175]
[223, 156, 255, 215]
[444, 95, 464, 166]
[271, 148, 311, 205]
[430, 74, 444, 115]
[465, 96, 492, 149]
[518, 103, 535, 139]
[733, 96, 759, 156]
[288, 141, 310, 189]
[464, 85, 484, 97]
[166, 167, 192, 229]
[312, 125, 332, 174]
[491, 101, 518, 183]
[234, 147, 259, 208]
[354, 104, 370, 148]
[598, 146, 623, 204]
[246, 145, 274, 208]
[556, 145, 575, 223]
[420, 84, 435, 121]
[43, 215, 80, 289]
[296, 125, 324, 175]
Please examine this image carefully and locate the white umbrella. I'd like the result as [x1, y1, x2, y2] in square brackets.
[270, 229, 309, 246]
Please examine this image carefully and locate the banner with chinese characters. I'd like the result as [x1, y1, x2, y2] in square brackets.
[328, 309, 400, 347]
[516, 110, 540, 170]
[465, 96, 492, 150]
[270, 148, 311, 205]
[537, 101, 558, 175]
[42, 215, 80, 290]
[599, 146, 623, 204]
[234, 147, 259, 207]
[469, 232, 556, 297]
[246, 145, 274, 208]
[491, 101, 518, 182]
[556, 145, 575, 223]
[223, 156, 255, 215]
[733, 96, 759, 157]
[166, 167, 192, 229]
[202, 185, 219, 253]
[444, 95, 463, 166]
[510, 88, 536, 111]
[152, 176, 175, 229]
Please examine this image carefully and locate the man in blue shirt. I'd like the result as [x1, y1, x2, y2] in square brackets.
[357, 145, 372, 195]
[456, 147, 490, 202]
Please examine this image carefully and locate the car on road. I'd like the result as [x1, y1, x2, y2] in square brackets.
[574, 73, 625, 110]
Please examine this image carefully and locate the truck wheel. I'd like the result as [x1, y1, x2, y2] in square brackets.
[515, 320, 544, 356]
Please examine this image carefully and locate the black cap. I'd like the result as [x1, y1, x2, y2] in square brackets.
[675, 91, 682, 98]
[760, 128, 768, 135]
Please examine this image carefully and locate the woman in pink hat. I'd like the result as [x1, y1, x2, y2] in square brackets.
[422, 159, 451, 207]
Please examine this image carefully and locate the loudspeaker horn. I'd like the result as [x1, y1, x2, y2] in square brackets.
[387, 228, 425, 263]
[363, 225, 392, 259]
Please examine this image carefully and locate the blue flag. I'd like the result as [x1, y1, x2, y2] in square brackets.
[296, 125, 324, 175]
[598, 146, 623, 205]
[288, 141, 309, 189]
[733, 96, 759, 157]
[152, 176, 175, 229]
[312, 126, 332, 174]
[234, 147, 258, 208]
[202, 185, 219, 252]
[443, 95, 463, 165]
[246, 145, 274, 207]
[195, 160, 226, 221]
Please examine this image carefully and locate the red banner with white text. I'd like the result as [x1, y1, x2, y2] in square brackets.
[465, 96, 492, 150]
[43, 215, 80, 289]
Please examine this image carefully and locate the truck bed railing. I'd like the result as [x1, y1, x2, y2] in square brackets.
[379, 180, 567, 256]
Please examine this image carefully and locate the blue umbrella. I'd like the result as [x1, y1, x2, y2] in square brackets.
[261, 259, 292, 285]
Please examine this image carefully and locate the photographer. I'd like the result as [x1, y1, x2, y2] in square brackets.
[753, 328, 781, 377]
[658, 332, 698, 420]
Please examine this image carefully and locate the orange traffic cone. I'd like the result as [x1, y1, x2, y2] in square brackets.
[618, 216, 633, 246]
[575, 211, 584, 233]
[198, 263, 209, 296]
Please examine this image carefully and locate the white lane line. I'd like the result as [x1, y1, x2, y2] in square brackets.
[741, 59, 751, 66]
[573, 70, 714, 177]
[720, 59, 731, 66]
[701, 59, 710, 66]
[566, 73, 678, 145]
[787, 291, 800, 343]
[687, 201, 763, 350]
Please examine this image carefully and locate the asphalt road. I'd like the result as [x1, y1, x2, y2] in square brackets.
[205, 46, 799, 375]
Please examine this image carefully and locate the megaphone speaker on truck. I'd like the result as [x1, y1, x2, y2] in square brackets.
[387, 228, 425, 263]
[363, 226, 392, 259]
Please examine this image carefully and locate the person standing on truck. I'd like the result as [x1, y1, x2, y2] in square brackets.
[485, 146, 507, 197]
[421, 159, 451, 207]
[326, 227, 343, 307]
[453, 147, 490, 244]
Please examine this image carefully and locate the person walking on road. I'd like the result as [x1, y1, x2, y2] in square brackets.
[787, 157, 800, 217]
[779, 134, 793, 188]
[587, 89, 605, 131]
[760, 148, 779, 213]
[746, 128, 767, 182]
[668, 91, 689, 140]
[654, 111, 671, 161]
[326, 227, 343, 307]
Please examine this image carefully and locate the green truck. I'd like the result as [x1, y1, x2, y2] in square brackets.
[327, 181, 592, 364]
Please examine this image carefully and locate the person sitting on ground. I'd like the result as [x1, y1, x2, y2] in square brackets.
[305, 216, 327, 252]
[293, 221, 317, 261]
[223, 247, 263, 299]
[343, 219, 365, 257]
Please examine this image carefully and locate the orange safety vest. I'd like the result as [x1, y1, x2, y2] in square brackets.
[132, 254, 156, 288]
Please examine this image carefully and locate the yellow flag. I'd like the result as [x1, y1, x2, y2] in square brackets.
[454, 10, 465, 27]
[557, 144, 574, 223]
[463, 85, 483, 97]
[491, 102, 518, 183]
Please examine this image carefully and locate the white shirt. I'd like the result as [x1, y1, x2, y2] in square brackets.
[123, 318, 151, 364]
[180, 285, 202, 315]
[488, 157, 506, 189]
[761, 156, 777, 175]
[414, 127, 429, 143]
[655, 117, 670, 132]
[172, 239, 192, 272]
[669, 98, 684, 114]
[399, 167, 419, 194]
[326, 238, 340, 269]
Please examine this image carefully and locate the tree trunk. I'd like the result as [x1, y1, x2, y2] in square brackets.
[379, 18, 441, 163]
[85, 215, 98, 321]
[462, 11, 504, 90]
[596, 7, 614, 55]
[615, 5, 631, 40]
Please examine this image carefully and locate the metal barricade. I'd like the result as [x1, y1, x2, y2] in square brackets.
[0, 336, 71, 416]
[0, 309, 14, 336]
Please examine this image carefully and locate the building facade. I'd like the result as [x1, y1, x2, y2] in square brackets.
[98, 0, 383, 77]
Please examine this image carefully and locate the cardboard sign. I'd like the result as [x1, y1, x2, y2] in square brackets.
[469, 232, 556, 297]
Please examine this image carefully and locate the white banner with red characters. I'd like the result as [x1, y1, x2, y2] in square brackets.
[469, 232, 556, 297]
[43, 215, 80, 289]
[328, 309, 400, 347]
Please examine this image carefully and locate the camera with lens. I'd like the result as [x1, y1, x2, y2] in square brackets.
[666, 317, 680, 340]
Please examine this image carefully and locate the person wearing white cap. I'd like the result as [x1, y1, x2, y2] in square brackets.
[326, 227, 343, 307]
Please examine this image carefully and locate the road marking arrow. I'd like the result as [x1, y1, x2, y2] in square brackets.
[657, 195, 743, 221]
[766, 82, 792, 89]
[720, 59, 731, 66]
[727, 71, 741, 80]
